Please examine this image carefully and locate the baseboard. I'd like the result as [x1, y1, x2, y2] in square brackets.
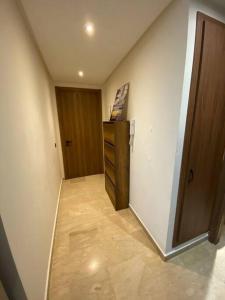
[165, 233, 208, 260]
[44, 179, 63, 300]
[129, 205, 167, 261]
[129, 204, 208, 261]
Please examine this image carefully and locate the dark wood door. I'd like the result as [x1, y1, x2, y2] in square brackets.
[56, 87, 103, 179]
[173, 13, 225, 246]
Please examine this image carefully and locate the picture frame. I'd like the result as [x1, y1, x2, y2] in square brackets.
[110, 83, 129, 121]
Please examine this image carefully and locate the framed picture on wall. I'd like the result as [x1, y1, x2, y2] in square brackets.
[110, 83, 129, 121]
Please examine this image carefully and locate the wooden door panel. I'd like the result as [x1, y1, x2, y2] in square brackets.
[56, 87, 103, 179]
[174, 14, 225, 245]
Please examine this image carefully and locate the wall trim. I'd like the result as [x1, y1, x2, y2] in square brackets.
[129, 204, 208, 261]
[44, 179, 63, 300]
[129, 204, 167, 260]
[165, 232, 208, 259]
[54, 82, 102, 90]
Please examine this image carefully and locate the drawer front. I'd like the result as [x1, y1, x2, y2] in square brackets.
[105, 159, 116, 185]
[105, 175, 116, 208]
[104, 142, 115, 165]
[103, 123, 115, 145]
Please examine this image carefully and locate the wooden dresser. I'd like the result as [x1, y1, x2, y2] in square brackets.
[103, 121, 130, 210]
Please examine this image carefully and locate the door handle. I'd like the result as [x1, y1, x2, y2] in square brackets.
[188, 169, 194, 183]
[65, 140, 72, 147]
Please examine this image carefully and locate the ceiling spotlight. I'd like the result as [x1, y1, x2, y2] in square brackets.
[84, 22, 95, 36]
[78, 70, 84, 77]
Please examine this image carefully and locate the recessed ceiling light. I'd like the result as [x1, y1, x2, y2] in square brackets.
[84, 22, 95, 36]
[78, 70, 84, 77]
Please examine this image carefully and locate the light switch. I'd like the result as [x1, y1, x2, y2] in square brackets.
[130, 120, 135, 151]
[130, 120, 135, 135]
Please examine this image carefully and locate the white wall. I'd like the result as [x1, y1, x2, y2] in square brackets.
[166, 0, 225, 253]
[103, 0, 189, 253]
[0, 0, 61, 299]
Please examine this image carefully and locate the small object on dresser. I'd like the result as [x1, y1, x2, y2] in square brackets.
[110, 83, 129, 121]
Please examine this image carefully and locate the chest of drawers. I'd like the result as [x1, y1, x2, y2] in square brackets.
[103, 121, 130, 210]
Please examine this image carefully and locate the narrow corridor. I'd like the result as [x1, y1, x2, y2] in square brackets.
[48, 175, 225, 300]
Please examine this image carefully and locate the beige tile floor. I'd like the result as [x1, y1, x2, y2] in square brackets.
[48, 174, 225, 300]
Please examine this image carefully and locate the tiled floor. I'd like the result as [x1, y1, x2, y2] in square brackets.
[48, 174, 225, 300]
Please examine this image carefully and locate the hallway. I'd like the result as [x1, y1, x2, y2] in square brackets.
[48, 175, 225, 300]
[2, 0, 225, 298]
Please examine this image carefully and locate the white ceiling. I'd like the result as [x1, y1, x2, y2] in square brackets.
[20, 0, 172, 85]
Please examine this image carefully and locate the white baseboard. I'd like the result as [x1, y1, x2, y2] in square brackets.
[44, 178, 63, 300]
[129, 204, 167, 258]
[129, 204, 208, 260]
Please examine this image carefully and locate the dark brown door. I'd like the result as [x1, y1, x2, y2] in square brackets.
[56, 87, 103, 179]
[173, 13, 225, 246]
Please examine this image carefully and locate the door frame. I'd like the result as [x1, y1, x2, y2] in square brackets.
[208, 159, 225, 244]
[55, 86, 103, 179]
[173, 12, 225, 247]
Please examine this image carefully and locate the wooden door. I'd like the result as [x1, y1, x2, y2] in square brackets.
[173, 13, 225, 246]
[56, 87, 103, 179]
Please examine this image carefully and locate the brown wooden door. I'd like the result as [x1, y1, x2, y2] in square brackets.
[173, 13, 225, 246]
[56, 87, 103, 179]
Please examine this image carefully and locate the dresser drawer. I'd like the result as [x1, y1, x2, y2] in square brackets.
[103, 121, 130, 211]
[104, 142, 115, 165]
[103, 123, 115, 145]
[105, 174, 116, 208]
[105, 159, 116, 185]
